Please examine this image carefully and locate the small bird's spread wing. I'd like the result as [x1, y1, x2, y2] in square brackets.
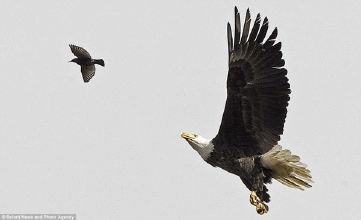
[81, 65, 95, 83]
[213, 8, 290, 155]
[69, 44, 91, 59]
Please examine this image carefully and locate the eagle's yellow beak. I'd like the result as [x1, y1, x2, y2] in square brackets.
[181, 133, 197, 140]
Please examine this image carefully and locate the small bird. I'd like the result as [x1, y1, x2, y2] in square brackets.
[69, 44, 105, 83]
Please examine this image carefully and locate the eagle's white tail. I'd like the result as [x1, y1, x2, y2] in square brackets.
[260, 145, 313, 190]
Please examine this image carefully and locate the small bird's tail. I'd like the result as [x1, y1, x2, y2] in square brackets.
[94, 59, 105, 67]
[260, 145, 313, 190]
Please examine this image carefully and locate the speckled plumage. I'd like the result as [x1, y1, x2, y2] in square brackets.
[69, 44, 105, 83]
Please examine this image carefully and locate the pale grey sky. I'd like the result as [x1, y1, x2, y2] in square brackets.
[0, 0, 360, 219]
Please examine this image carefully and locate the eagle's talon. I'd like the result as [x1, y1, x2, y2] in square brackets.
[256, 202, 269, 215]
[249, 190, 261, 206]
[250, 190, 268, 215]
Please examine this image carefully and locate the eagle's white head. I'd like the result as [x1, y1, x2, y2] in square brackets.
[181, 133, 214, 160]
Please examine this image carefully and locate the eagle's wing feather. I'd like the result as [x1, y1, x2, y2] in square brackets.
[214, 7, 290, 155]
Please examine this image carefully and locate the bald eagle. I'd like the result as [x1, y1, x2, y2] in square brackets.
[181, 7, 312, 215]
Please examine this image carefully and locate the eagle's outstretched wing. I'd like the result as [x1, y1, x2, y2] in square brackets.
[213, 7, 290, 156]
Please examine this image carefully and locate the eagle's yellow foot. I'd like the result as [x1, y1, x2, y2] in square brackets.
[250, 190, 269, 215]
[256, 202, 269, 215]
[249, 190, 261, 206]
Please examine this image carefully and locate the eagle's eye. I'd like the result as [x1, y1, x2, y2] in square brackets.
[193, 134, 198, 138]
